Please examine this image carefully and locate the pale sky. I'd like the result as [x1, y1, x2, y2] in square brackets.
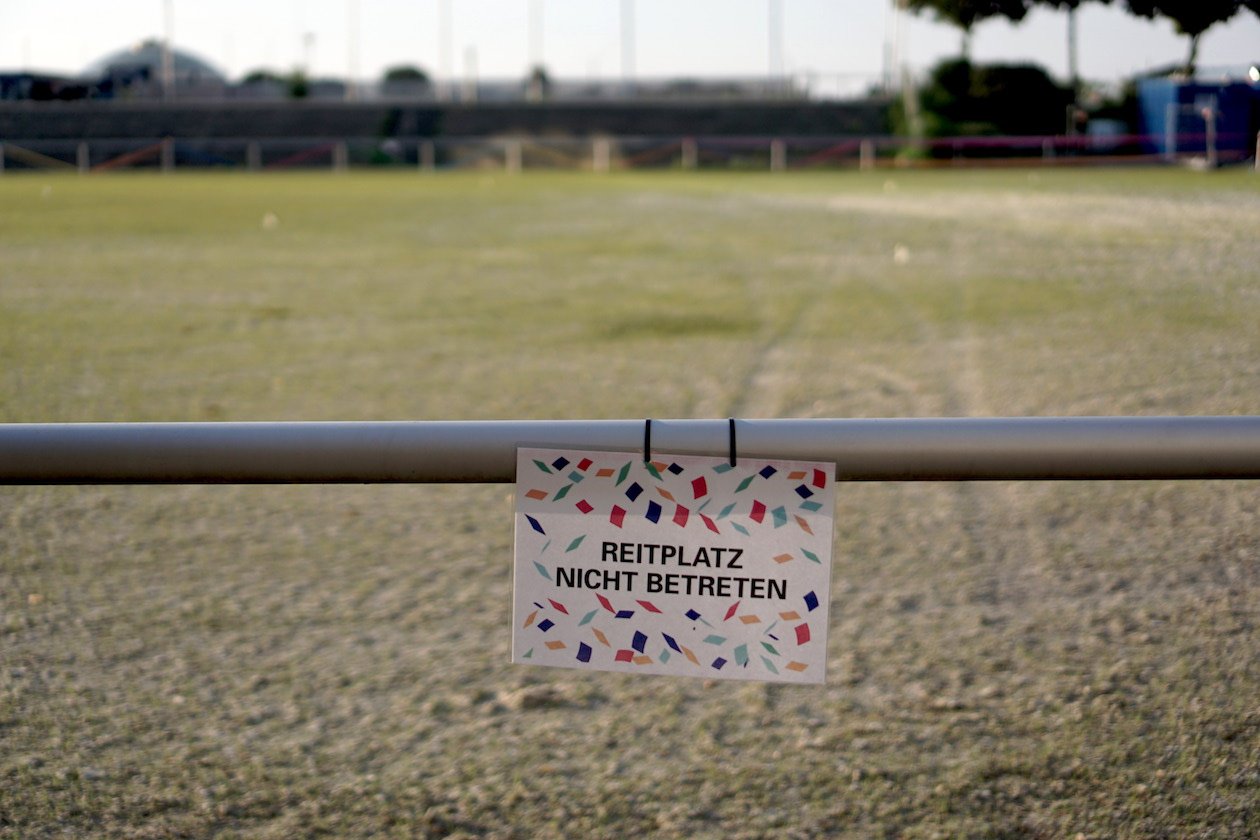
[2, 0, 1258, 96]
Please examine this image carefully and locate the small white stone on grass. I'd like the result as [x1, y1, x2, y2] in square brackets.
[261, 212, 280, 230]
[893, 244, 911, 265]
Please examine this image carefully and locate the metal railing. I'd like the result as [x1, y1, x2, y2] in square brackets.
[3, 417, 1260, 484]
[3, 132, 1254, 175]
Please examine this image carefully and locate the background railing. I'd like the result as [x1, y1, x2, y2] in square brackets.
[2, 131, 1255, 174]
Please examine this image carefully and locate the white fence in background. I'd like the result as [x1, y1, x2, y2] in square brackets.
[0, 131, 1255, 174]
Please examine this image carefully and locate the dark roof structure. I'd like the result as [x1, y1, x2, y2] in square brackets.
[83, 40, 227, 98]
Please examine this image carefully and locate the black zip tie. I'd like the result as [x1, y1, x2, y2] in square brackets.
[728, 417, 737, 467]
[643, 418, 652, 463]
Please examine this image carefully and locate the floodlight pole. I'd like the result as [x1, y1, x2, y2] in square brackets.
[161, 0, 175, 101]
[346, 0, 361, 102]
[529, 0, 544, 70]
[768, 0, 784, 87]
[620, 0, 635, 93]
[438, 0, 453, 101]
[2, 417, 1260, 485]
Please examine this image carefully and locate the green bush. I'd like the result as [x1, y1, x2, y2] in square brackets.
[911, 58, 1074, 138]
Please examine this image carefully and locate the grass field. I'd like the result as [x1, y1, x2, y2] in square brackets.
[2, 168, 1259, 838]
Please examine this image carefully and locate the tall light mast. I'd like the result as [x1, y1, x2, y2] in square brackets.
[768, 0, 784, 81]
[161, 0, 175, 100]
[438, 0, 452, 100]
[346, 0, 361, 101]
[529, 0, 544, 69]
[620, 0, 635, 94]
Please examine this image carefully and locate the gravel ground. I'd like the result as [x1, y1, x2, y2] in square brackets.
[2, 169, 1258, 838]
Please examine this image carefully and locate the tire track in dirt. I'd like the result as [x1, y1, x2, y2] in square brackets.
[849, 230, 1045, 623]
[937, 243, 1046, 622]
[720, 297, 812, 419]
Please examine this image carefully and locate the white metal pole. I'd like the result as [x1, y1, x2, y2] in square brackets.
[681, 138, 698, 169]
[529, 0, 544, 70]
[346, 0, 360, 101]
[438, 0, 452, 101]
[593, 137, 611, 173]
[770, 139, 786, 172]
[4, 417, 1260, 484]
[1165, 102, 1177, 161]
[463, 45, 478, 102]
[162, 0, 175, 101]
[621, 0, 636, 94]
[890, 0, 904, 93]
[859, 139, 875, 170]
[767, 0, 784, 85]
[1203, 102, 1217, 168]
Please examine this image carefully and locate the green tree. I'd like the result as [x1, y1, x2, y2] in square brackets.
[381, 65, 432, 98]
[382, 65, 431, 85]
[241, 69, 284, 85]
[286, 70, 309, 99]
[1123, 0, 1260, 74]
[914, 57, 1073, 139]
[903, 0, 1032, 59]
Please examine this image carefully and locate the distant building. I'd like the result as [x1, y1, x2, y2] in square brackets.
[0, 72, 90, 101]
[84, 40, 228, 100]
[1137, 74, 1260, 160]
[1, 38, 810, 104]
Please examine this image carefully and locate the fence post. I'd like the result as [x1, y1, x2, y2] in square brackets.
[247, 141, 261, 171]
[1042, 138, 1055, 161]
[1164, 103, 1177, 161]
[681, 138, 698, 170]
[160, 138, 175, 173]
[506, 138, 523, 173]
[77, 141, 90, 174]
[333, 141, 349, 172]
[593, 137, 611, 173]
[859, 139, 875, 171]
[1204, 106, 1217, 169]
[420, 140, 436, 172]
[770, 139, 786, 172]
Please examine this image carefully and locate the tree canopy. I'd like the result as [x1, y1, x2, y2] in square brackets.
[382, 65, 431, 84]
[1123, 0, 1260, 73]
[241, 69, 284, 85]
[904, 0, 1032, 57]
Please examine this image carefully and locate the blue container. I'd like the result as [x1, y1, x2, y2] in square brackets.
[1137, 78, 1260, 159]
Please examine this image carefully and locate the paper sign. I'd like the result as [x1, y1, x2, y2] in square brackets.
[512, 448, 835, 684]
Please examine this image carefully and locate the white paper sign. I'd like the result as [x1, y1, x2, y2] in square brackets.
[512, 447, 835, 684]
